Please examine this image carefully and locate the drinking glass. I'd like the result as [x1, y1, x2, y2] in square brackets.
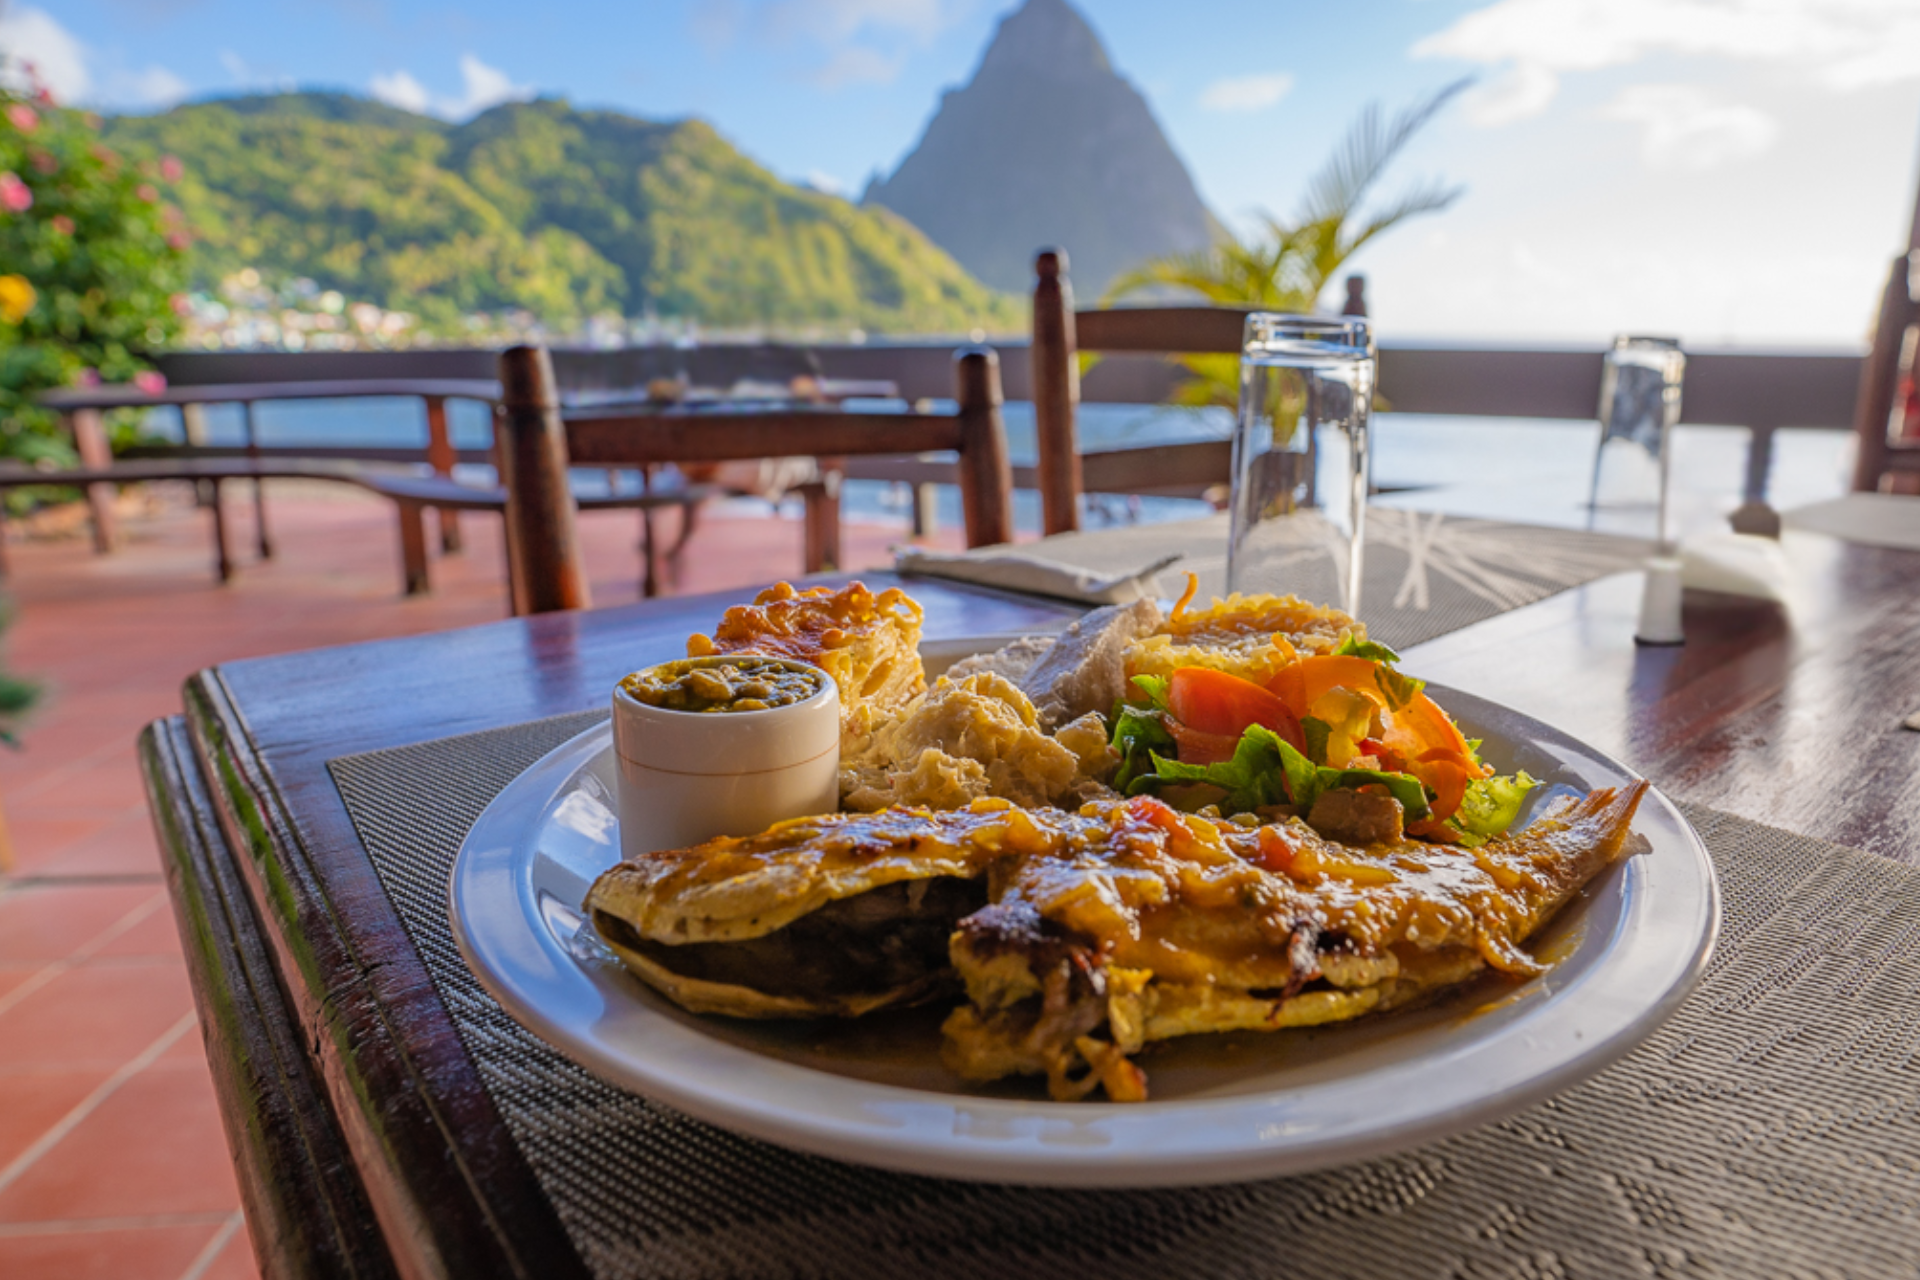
[1225, 314, 1375, 614]
[1589, 335, 1685, 551]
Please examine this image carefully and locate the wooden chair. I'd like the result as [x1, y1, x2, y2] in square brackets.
[497, 345, 1014, 615]
[1030, 248, 1255, 535]
[1851, 251, 1920, 493]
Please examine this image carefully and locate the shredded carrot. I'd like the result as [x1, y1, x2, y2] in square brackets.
[1171, 571, 1199, 620]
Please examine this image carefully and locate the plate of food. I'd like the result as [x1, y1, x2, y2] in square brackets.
[450, 579, 1718, 1187]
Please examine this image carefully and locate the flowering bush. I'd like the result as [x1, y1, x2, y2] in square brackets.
[0, 71, 191, 464]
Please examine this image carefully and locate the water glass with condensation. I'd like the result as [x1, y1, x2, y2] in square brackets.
[1226, 314, 1375, 615]
[1589, 334, 1685, 551]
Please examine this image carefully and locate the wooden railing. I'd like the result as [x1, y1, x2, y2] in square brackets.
[152, 339, 1865, 513]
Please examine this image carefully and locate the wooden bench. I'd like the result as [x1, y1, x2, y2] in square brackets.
[0, 458, 723, 599]
[38, 378, 501, 559]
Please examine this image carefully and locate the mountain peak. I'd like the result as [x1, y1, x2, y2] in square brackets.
[864, 0, 1215, 297]
[974, 0, 1111, 80]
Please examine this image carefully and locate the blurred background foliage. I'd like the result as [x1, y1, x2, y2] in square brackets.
[1, 74, 190, 464]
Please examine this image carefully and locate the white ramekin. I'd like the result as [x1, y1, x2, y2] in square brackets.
[611, 657, 840, 859]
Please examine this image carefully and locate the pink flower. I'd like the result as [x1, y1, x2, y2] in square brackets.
[137, 183, 158, 203]
[0, 173, 31, 213]
[76, 368, 101, 388]
[166, 230, 189, 251]
[50, 214, 73, 235]
[7, 103, 38, 133]
[159, 155, 184, 182]
[29, 150, 56, 174]
[132, 370, 167, 395]
[171, 292, 192, 316]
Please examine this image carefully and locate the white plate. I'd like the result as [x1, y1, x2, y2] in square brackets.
[450, 674, 1718, 1188]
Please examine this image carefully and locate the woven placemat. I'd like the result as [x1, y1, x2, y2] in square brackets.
[330, 715, 1920, 1280]
[924, 510, 1652, 652]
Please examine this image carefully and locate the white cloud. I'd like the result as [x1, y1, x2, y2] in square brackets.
[0, 5, 93, 101]
[368, 55, 532, 120]
[803, 170, 849, 196]
[1414, 0, 1920, 120]
[811, 45, 902, 88]
[218, 49, 293, 92]
[370, 69, 432, 114]
[454, 53, 528, 115]
[105, 63, 190, 107]
[701, 0, 957, 90]
[1600, 84, 1777, 170]
[1, 6, 190, 109]
[766, 0, 947, 47]
[1199, 72, 1293, 113]
[1460, 62, 1558, 125]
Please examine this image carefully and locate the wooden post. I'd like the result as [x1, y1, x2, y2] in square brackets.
[424, 395, 462, 553]
[208, 477, 232, 582]
[241, 401, 272, 559]
[1031, 248, 1082, 536]
[801, 463, 844, 574]
[911, 482, 938, 539]
[1852, 253, 1916, 493]
[396, 501, 431, 595]
[67, 408, 118, 552]
[180, 401, 209, 445]
[1342, 275, 1369, 317]
[497, 346, 591, 615]
[954, 348, 1014, 548]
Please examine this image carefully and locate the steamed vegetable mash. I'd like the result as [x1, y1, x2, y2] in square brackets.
[621, 656, 825, 713]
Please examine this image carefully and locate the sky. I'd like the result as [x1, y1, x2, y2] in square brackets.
[3, 0, 1918, 347]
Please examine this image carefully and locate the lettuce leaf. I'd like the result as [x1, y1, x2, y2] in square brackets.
[1300, 716, 1332, 765]
[1145, 727, 1291, 813]
[1129, 674, 1169, 709]
[1372, 665, 1425, 711]
[1110, 704, 1175, 793]
[1140, 724, 1432, 819]
[1335, 634, 1401, 664]
[1453, 771, 1541, 838]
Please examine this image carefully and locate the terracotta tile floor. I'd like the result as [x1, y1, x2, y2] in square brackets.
[0, 480, 953, 1279]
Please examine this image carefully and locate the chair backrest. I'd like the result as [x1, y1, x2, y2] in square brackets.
[495, 345, 1014, 614]
[1030, 248, 1254, 535]
[1851, 251, 1920, 494]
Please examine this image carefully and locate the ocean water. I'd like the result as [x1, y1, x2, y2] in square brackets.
[147, 397, 1852, 540]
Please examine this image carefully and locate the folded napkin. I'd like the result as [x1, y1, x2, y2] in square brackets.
[894, 547, 1182, 605]
[1677, 531, 1792, 601]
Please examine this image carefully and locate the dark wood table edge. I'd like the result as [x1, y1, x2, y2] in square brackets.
[140, 716, 401, 1280]
[176, 673, 591, 1280]
[149, 574, 1087, 1280]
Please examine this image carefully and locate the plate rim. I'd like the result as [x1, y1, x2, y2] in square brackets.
[449, 676, 1720, 1188]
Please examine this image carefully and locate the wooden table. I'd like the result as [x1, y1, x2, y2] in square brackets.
[137, 533, 1920, 1279]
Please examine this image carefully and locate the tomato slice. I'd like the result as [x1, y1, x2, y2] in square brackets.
[1167, 667, 1305, 752]
[1166, 718, 1243, 765]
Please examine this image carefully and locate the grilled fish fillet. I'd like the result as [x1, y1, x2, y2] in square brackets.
[585, 803, 1061, 1018]
[943, 783, 1648, 1101]
[588, 783, 1647, 1098]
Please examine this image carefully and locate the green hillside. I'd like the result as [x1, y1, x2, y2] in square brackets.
[103, 93, 1020, 335]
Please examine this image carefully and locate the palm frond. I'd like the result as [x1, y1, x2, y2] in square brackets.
[1337, 176, 1466, 261]
[1298, 77, 1473, 229]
